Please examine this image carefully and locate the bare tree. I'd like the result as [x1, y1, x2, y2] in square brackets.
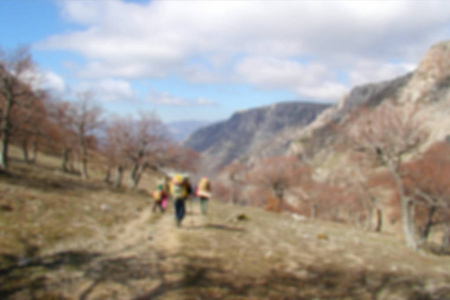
[103, 117, 131, 188]
[70, 92, 103, 179]
[347, 103, 428, 250]
[45, 100, 78, 172]
[0, 46, 35, 170]
[335, 156, 383, 231]
[246, 156, 311, 211]
[126, 112, 170, 189]
[11, 90, 48, 163]
[221, 161, 247, 204]
[402, 142, 450, 248]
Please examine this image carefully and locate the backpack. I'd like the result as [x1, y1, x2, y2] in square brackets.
[198, 177, 210, 192]
[152, 190, 162, 202]
[170, 174, 187, 199]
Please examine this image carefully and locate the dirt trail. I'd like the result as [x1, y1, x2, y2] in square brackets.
[79, 201, 450, 300]
[3, 200, 450, 300]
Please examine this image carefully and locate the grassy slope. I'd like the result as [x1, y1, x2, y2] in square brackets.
[1, 148, 450, 300]
[0, 148, 153, 298]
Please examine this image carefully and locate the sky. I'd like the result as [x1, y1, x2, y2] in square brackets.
[1, 0, 450, 124]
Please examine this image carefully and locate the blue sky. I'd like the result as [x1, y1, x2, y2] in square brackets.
[1, 0, 450, 123]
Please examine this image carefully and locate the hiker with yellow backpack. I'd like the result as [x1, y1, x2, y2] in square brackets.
[169, 174, 193, 227]
[196, 177, 212, 215]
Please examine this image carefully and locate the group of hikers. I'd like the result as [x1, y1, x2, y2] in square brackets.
[151, 174, 211, 227]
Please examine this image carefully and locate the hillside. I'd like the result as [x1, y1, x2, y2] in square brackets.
[1, 153, 449, 299]
[183, 102, 330, 174]
[289, 41, 450, 162]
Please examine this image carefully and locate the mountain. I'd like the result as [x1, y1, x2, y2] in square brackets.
[168, 120, 212, 142]
[183, 101, 330, 173]
[288, 40, 450, 176]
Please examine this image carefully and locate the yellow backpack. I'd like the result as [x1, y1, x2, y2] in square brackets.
[170, 175, 187, 199]
[198, 177, 210, 192]
[152, 190, 162, 202]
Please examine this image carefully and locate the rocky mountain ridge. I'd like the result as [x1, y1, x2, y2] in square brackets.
[288, 40, 450, 163]
[183, 101, 330, 173]
[184, 41, 450, 175]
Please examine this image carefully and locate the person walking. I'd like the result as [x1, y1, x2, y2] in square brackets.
[196, 177, 211, 215]
[151, 183, 167, 213]
[169, 174, 193, 227]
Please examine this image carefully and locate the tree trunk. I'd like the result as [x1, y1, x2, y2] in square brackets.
[0, 93, 13, 170]
[130, 162, 139, 182]
[375, 208, 383, 232]
[22, 138, 29, 163]
[104, 166, 112, 184]
[31, 139, 37, 163]
[62, 148, 70, 172]
[80, 143, 88, 180]
[131, 163, 147, 189]
[389, 165, 418, 250]
[310, 203, 317, 219]
[365, 206, 373, 231]
[420, 206, 436, 244]
[401, 198, 418, 250]
[114, 166, 124, 188]
[442, 223, 450, 252]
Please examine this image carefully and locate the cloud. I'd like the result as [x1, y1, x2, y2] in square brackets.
[19, 69, 66, 95]
[348, 60, 416, 87]
[147, 91, 217, 107]
[41, 70, 66, 94]
[76, 79, 134, 102]
[235, 56, 348, 101]
[38, 1, 450, 101]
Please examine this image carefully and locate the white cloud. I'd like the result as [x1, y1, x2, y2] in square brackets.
[19, 69, 66, 94]
[295, 82, 349, 102]
[76, 79, 134, 102]
[41, 70, 66, 94]
[147, 91, 217, 107]
[38, 1, 450, 101]
[235, 57, 348, 101]
[349, 60, 416, 87]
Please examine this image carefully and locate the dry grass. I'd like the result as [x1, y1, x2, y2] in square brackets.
[1, 148, 450, 299]
[0, 148, 152, 299]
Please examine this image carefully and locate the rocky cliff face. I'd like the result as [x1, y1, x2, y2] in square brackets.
[183, 102, 330, 173]
[399, 41, 450, 104]
[288, 40, 450, 170]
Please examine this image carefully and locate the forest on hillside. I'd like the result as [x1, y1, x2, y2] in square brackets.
[0, 46, 198, 189]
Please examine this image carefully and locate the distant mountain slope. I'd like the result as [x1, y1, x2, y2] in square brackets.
[183, 102, 330, 172]
[168, 120, 212, 142]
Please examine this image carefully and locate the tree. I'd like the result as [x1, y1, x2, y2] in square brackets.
[11, 90, 48, 163]
[70, 92, 103, 179]
[0, 46, 35, 170]
[161, 144, 200, 173]
[335, 155, 384, 231]
[45, 100, 78, 172]
[221, 161, 247, 204]
[103, 117, 132, 188]
[402, 142, 450, 248]
[246, 156, 311, 211]
[126, 112, 170, 189]
[348, 102, 428, 250]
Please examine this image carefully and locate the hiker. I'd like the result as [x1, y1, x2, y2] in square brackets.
[196, 177, 211, 215]
[151, 183, 168, 213]
[169, 174, 193, 226]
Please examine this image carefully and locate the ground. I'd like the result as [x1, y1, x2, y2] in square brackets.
[1, 152, 450, 299]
